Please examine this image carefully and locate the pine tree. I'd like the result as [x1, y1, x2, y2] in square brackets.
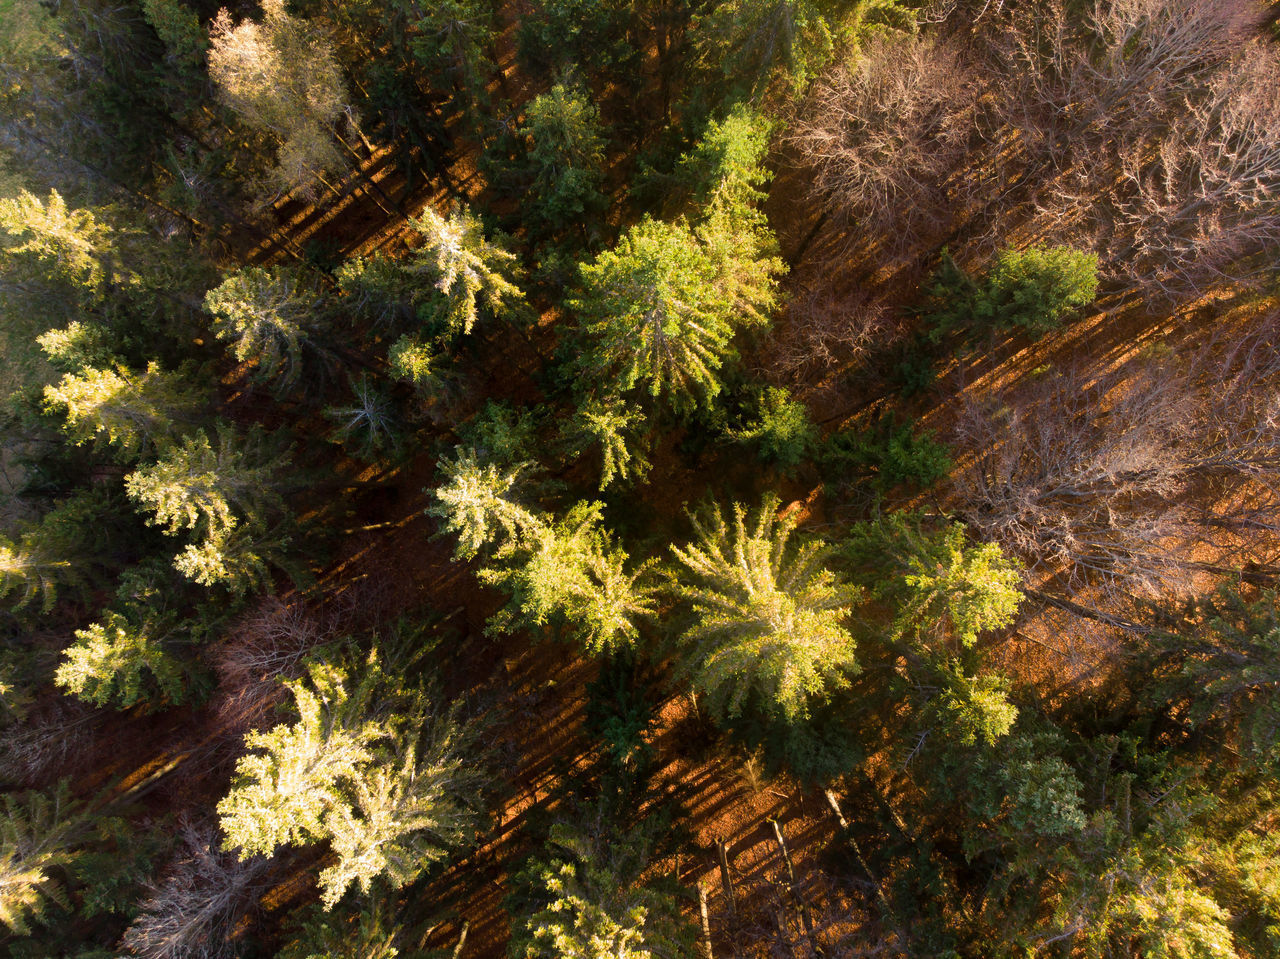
[203, 266, 327, 392]
[845, 514, 1024, 747]
[42, 362, 202, 459]
[170, 520, 291, 595]
[317, 720, 477, 907]
[847, 515, 1024, 649]
[0, 189, 111, 292]
[0, 490, 105, 614]
[668, 493, 860, 722]
[508, 819, 695, 959]
[426, 451, 542, 559]
[407, 206, 524, 336]
[125, 425, 287, 539]
[0, 782, 82, 935]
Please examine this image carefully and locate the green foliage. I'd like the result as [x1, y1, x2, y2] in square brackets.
[387, 335, 441, 392]
[125, 425, 286, 539]
[218, 659, 383, 859]
[928, 667, 1018, 748]
[482, 501, 658, 655]
[925, 246, 1100, 341]
[1141, 586, 1280, 767]
[276, 894, 405, 959]
[457, 401, 540, 469]
[426, 451, 540, 559]
[36, 322, 117, 373]
[139, 0, 208, 73]
[564, 396, 650, 490]
[217, 651, 480, 907]
[824, 417, 952, 491]
[689, 0, 875, 100]
[848, 516, 1023, 648]
[55, 560, 210, 709]
[336, 253, 423, 332]
[407, 206, 524, 335]
[0, 782, 81, 935]
[734, 386, 817, 473]
[507, 820, 695, 959]
[42, 362, 202, 460]
[204, 266, 327, 392]
[510, 83, 608, 237]
[0, 489, 109, 613]
[668, 492, 860, 722]
[0, 190, 111, 292]
[516, 0, 636, 81]
[571, 216, 779, 410]
[585, 653, 658, 779]
[55, 611, 188, 710]
[681, 105, 776, 215]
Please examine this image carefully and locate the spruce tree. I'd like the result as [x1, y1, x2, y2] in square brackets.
[203, 266, 327, 393]
[218, 653, 480, 907]
[426, 451, 541, 559]
[483, 501, 657, 654]
[668, 493, 860, 722]
[42, 362, 202, 460]
[571, 217, 745, 410]
[125, 425, 286, 539]
[0, 782, 82, 935]
[407, 206, 524, 336]
[208, 0, 354, 195]
[508, 820, 695, 959]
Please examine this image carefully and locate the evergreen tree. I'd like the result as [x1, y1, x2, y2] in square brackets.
[317, 719, 477, 907]
[668, 492, 860, 722]
[208, 0, 355, 195]
[0, 189, 112, 293]
[571, 216, 778, 411]
[845, 514, 1024, 747]
[55, 561, 208, 709]
[0, 782, 82, 935]
[507, 819, 695, 959]
[0, 490, 107, 614]
[426, 451, 541, 559]
[204, 266, 328, 393]
[42, 362, 202, 460]
[171, 519, 293, 594]
[563, 396, 650, 490]
[218, 660, 386, 858]
[218, 651, 480, 907]
[407, 206, 524, 336]
[125, 425, 287, 540]
[483, 501, 657, 655]
[55, 611, 188, 710]
[847, 514, 1024, 649]
[509, 83, 608, 238]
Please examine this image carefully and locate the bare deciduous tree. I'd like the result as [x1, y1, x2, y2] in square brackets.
[119, 822, 272, 959]
[790, 35, 977, 264]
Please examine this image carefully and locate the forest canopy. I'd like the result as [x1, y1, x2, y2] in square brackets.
[2, 0, 1280, 956]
